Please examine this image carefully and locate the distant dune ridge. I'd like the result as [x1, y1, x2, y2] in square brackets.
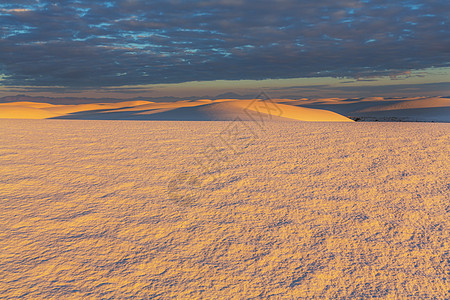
[0, 96, 449, 122]
[0, 98, 354, 122]
[284, 96, 450, 122]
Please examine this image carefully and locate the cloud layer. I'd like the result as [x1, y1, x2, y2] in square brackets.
[0, 0, 449, 87]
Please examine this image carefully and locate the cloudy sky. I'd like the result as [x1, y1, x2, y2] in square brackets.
[0, 0, 449, 100]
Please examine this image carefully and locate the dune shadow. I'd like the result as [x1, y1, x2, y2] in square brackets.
[297, 100, 404, 115]
[350, 107, 450, 122]
[50, 104, 244, 121]
[50, 107, 148, 120]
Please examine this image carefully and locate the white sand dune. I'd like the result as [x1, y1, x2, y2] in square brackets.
[0, 119, 448, 298]
[1, 96, 449, 122]
[0, 106, 59, 119]
[286, 96, 450, 122]
[351, 97, 450, 122]
[241, 100, 353, 122]
[131, 100, 255, 120]
[0, 99, 354, 122]
[44, 103, 117, 115]
[111, 99, 214, 112]
[125, 100, 353, 122]
[43, 101, 156, 115]
[358, 97, 450, 111]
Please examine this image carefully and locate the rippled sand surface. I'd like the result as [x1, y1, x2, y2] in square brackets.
[0, 119, 448, 299]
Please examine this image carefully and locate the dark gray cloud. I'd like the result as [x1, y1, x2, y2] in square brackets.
[0, 0, 449, 87]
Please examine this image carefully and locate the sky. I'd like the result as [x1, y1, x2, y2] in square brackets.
[0, 0, 449, 100]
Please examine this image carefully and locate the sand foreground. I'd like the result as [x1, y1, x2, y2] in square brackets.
[0, 119, 449, 298]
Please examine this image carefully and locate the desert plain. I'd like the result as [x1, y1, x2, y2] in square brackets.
[0, 97, 449, 298]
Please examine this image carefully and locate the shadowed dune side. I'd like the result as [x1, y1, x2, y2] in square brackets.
[357, 97, 450, 112]
[0, 101, 154, 119]
[51, 100, 354, 122]
[105, 99, 218, 113]
[130, 101, 257, 121]
[284, 99, 406, 115]
[353, 97, 450, 122]
[353, 107, 450, 122]
[287, 96, 450, 122]
[233, 100, 354, 122]
[47, 100, 289, 121]
[1, 97, 449, 122]
[43, 101, 156, 115]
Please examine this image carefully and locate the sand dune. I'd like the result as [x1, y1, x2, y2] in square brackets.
[350, 97, 450, 122]
[131, 100, 255, 120]
[0, 106, 58, 119]
[43, 101, 156, 115]
[44, 104, 117, 115]
[111, 99, 213, 112]
[358, 97, 450, 111]
[239, 100, 353, 122]
[124, 100, 353, 122]
[287, 96, 450, 122]
[1, 96, 449, 122]
[0, 99, 354, 122]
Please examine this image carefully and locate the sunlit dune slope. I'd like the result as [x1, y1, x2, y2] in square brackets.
[0, 102, 59, 119]
[234, 100, 353, 122]
[0, 99, 353, 122]
[0, 106, 59, 119]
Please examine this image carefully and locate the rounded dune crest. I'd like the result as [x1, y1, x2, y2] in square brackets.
[232, 100, 354, 122]
[133, 100, 353, 121]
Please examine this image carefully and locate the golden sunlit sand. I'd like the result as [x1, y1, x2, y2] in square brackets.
[0, 117, 448, 298]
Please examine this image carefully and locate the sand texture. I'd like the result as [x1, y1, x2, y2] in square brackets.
[0, 119, 449, 299]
